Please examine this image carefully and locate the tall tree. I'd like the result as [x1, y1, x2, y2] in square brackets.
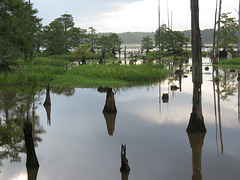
[141, 36, 154, 54]
[87, 27, 98, 53]
[219, 12, 238, 52]
[187, 0, 206, 133]
[0, 0, 40, 69]
[68, 27, 87, 50]
[57, 14, 75, 50]
[42, 19, 67, 55]
[108, 33, 122, 58]
[98, 35, 110, 59]
[216, 0, 222, 58]
[238, 0, 240, 54]
[212, 0, 218, 59]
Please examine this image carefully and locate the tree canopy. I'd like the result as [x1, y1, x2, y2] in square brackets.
[0, 0, 40, 69]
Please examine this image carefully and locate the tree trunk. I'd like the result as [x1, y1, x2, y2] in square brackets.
[238, 0, 240, 54]
[212, 0, 218, 59]
[191, 0, 202, 83]
[81, 56, 86, 64]
[216, 0, 222, 58]
[187, 82, 206, 133]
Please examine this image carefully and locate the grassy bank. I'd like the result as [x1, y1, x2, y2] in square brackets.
[0, 57, 169, 88]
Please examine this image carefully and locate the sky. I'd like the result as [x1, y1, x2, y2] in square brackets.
[31, 0, 239, 33]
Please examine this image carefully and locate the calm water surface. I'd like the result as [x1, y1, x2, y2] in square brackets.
[0, 58, 239, 180]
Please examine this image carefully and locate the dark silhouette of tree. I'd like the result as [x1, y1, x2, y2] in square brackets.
[43, 84, 51, 125]
[120, 144, 130, 180]
[187, 132, 206, 180]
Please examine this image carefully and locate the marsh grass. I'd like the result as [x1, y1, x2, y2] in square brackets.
[219, 58, 240, 66]
[0, 57, 68, 86]
[51, 62, 169, 88]
[0, 57, 169, 88]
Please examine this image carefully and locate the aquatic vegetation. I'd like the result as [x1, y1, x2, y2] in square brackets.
[51, 62, 169, 88]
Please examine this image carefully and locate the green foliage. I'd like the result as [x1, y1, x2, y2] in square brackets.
[217, 12, 238, 51]
[42, 18, 67, 55]
[218, 58, 240, 65]
[155, 24, 189, 52]
[0, 57, 68, 86]
[74, 45, 92, 58]
[0, 0, 41, 67]
[141, 36, 154, 53]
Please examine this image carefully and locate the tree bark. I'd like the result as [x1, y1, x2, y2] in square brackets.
[191, 0, 202, 83]
[187, 83, 206, 133]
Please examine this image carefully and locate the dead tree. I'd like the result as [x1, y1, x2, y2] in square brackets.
[187, 0, 206, 133]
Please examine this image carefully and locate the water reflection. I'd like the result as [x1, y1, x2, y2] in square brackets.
[24, 119, 39, 180]
[43, 84, 51, 125]
[0, 86, 44, 178]
[187, 132, 206, 180]
[212, 66, 224, 154]
[98, 87, 117, 136]
[120, 144, 130, 180]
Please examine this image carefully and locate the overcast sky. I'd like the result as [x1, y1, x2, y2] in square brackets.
[31, 0, 239, 33]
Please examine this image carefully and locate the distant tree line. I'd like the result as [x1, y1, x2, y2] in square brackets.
[1, 0, 238, 70]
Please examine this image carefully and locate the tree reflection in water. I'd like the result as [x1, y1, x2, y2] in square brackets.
[43, 84, 51, 125]
[0, 86, 45, 179]
[98, 87, 117, 136]
[187, 132, 206, 180]
[120, 144, 130, 180]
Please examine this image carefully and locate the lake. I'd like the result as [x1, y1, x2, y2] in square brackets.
[0, 58, 239, 180]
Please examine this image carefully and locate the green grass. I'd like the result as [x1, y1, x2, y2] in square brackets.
[218, 58, 240, 65]
[51, 62, 169, 88]
[0, 57, 170, 88]
[0, 57, 68, 86]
